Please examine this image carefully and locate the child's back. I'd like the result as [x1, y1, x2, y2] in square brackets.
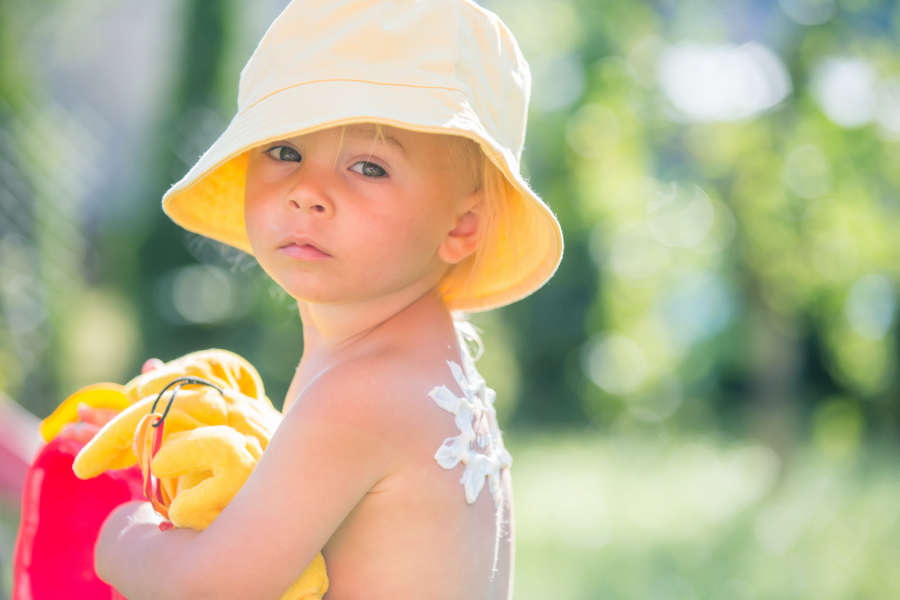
[288, 292, 513, 599]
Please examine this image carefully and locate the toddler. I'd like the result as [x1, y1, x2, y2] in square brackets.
[91, 0, 562, 598]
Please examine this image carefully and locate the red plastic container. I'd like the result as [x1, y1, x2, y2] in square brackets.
[12, 436, 143, 600]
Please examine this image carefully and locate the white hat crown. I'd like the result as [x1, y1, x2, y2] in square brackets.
[237, 0, 531, 163]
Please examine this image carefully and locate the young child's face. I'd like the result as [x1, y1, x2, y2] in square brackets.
[243, 124, 479, 304]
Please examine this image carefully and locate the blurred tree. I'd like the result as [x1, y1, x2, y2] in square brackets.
[5, 0, 900, 437]
[0, 0, 69, 417]
[96, 0, 304, 410]
[484, 0, 900, 446]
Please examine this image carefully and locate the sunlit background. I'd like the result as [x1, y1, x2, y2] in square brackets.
[2, 0, 900, 597]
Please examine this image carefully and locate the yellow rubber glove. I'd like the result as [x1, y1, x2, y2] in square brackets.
[70, 349, 328, 600]
[73, 349, 281, 477]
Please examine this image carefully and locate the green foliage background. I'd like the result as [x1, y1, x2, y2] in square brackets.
[2, 0, 900, 597]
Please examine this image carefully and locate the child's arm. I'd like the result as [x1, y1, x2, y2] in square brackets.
[95, 501, 200, 597]
[96, 359, 404, 600]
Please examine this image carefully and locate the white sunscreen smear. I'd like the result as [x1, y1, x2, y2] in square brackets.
[427, 321, 512, 508]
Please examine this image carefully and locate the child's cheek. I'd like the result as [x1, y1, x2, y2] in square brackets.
[243, 195, 279, 254]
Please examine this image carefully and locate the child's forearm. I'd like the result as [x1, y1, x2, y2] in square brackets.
[96, 501, 204, 600]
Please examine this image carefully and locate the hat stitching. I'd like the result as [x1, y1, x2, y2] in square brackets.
[239, 78, 471, 117]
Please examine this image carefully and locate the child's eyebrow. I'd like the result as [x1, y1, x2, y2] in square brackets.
[350, 128, 407, 158]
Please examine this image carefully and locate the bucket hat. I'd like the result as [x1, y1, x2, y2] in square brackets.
[162, 0, 563, 312]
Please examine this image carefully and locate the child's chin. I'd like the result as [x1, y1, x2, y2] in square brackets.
[273, 273, 340, 302]
[280, 282, 363, 305]
[277, 271, 422, 305]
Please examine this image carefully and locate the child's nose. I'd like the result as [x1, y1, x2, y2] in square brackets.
[284, 167, 335, 217]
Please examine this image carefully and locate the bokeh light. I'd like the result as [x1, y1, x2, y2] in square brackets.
[657, 42, 791, 123]
[811, 57, 879, 129]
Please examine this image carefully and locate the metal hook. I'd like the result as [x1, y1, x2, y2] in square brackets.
[149, 376, 224, 428]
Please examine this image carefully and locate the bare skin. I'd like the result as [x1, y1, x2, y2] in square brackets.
[94, 124, 514, 599]
[292, 292, 514, 600]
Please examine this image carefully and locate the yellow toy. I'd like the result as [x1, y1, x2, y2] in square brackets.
[70, 349, 328, 600]
[39, 383, 131, 443]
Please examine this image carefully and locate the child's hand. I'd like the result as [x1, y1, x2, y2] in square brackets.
[58, 358, 165, 444]
[94, 500, 169, 588]
[140, 358, 165, 373]
[58, 404, 121, 444]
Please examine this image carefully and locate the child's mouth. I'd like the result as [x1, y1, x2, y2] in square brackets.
[278, 242, 332, 261]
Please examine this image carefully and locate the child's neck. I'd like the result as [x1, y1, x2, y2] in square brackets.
[285, 278, 458, 413]
[297, 276, 449, 358]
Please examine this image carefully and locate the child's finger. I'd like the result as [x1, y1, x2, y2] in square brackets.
[76, 403, 123, 427]
[142, 358, 164, 374]
[58, 421, 102, 444]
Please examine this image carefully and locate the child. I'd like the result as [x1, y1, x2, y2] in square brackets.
[92, 0, 562, 598]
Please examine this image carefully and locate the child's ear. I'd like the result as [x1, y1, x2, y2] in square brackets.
[438, 190, 483, 265]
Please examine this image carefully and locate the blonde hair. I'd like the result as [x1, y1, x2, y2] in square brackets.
[338, 123, 510, 307]
[438, 133, 509, 306]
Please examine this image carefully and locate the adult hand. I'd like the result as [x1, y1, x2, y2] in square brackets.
[57, 358, 165, 444]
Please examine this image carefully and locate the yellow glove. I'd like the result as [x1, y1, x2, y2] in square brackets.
[70, 349, 328, 600]
[121, 348, 267, 404]
[73, 349, 281, 477]
[142, 425, 259, 530]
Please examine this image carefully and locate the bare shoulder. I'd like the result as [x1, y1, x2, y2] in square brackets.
[283, 348, 456, 462]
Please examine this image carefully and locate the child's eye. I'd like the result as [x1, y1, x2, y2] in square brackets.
[350, 161, 387, 178]
[264, 145, 301, 162]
